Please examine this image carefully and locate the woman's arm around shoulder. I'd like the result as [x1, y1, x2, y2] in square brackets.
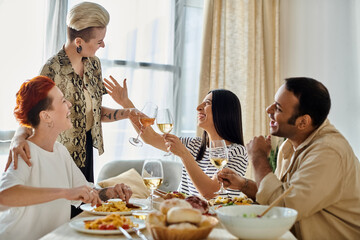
[5, 126, 33, 171]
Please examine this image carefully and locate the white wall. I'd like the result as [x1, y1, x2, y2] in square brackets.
[280, 0, 360, 158]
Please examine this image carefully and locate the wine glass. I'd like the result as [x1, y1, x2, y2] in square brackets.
[209, 140, 229, 194]
[129, 102, 158, 147]
[156, 108, 174, 156]
[142, 159, 164, 210]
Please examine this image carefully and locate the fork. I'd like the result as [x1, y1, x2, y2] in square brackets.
[132, 227, 149, 240]
[118, 226, 134, 240]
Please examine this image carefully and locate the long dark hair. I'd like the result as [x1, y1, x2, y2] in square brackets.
[196, 89, 244, 160]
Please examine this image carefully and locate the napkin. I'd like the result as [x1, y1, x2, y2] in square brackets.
[98, 168, 150, 199]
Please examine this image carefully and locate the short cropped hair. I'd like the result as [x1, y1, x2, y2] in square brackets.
[285, 77, 331, 128]
[66, 2, 110, 42]
[14, 76, 55, 128]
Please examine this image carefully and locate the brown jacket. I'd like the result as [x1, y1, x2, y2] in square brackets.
[257, 120, 360, 239]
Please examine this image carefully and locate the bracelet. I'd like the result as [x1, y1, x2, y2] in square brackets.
[241, 178, 248, 192]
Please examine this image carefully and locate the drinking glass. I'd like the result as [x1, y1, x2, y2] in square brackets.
[209, 140, 229, 194]
[129, 102, 158, 147]
[142, 159, 164, 210]
[156, 108, 174, 156]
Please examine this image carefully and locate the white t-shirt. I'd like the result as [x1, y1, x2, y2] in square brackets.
[179, 137, 248, 198]
[0, 141, 89, 240]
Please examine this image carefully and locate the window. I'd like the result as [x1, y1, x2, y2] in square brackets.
[0, 0, 47, 171]
[67, 0, 204, 179]
[0, 0, 47, 131]
[0, 0, 203, 179]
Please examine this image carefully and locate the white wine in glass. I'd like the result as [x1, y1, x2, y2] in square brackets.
[143, 177, 163, 190]
[156, 108, 174, 156]
[157, 123, 173, 133]
[209, 140, 229, 194]
[129, 102, 158, 147]
[210, 157, 228, 169]
[141, 159, 163, 210]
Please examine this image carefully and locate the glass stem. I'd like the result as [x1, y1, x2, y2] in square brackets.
[216, 169, 227, 194]
[220, 181, 225, 191]
[149, 189, 154, 210]
[135, 133, 140, 142]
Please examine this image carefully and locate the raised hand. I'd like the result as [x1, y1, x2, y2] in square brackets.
[104, 76, 133, 108]
[246, 135, 272, 162]
[246, 135, 273, 185]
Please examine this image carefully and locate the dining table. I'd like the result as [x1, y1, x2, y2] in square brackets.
[40, 198, 297, 240]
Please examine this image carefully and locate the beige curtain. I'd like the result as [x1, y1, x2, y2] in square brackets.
[198, 0, 280, 178]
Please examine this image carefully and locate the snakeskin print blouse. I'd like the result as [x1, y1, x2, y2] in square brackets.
[40, 48, 106, 167]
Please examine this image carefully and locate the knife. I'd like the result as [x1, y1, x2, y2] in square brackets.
[118, 226, 134, 240]
[126, 203, 141, 209]
[132, 227, 149, 240]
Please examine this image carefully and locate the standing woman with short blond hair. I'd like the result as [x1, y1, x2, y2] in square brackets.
[8, 2, 133, 217]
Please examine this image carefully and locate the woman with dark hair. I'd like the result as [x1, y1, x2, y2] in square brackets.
[106, 77, 248, 199]
[195, 89, 244, 161]
[162, 89, 248, 199]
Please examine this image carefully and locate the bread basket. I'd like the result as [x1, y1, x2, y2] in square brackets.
[146, 216, 218, 240]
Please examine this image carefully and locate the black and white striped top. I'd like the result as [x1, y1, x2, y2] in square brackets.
[178, 137, 248, 198]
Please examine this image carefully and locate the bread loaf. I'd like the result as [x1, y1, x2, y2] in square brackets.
[147, 211, 166, 227]
[160, 198, 192, 215]
[167, 207, 202, 224]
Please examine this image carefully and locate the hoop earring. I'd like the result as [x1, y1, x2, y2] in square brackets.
[76, 45, 82, 53]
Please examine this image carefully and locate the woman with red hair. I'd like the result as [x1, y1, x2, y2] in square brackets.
[0, 76, 132, 240]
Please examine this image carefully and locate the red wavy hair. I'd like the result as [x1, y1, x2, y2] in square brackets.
[14, 76, 55, 128]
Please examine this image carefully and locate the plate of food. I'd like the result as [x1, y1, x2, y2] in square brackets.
[69, 214, 145, 235]
[80, 199, 148, 215]
[153, 191, 210, 214]
[153, 190, 188, 210]
[209, 195, 254, 211]
[154, 190, 188, 200]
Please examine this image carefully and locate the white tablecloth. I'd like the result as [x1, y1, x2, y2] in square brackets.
[40, 199, 297, 240]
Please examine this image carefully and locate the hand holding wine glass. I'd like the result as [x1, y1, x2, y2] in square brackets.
[209, 140, 229, 194]
[142, 159, 164, 210]
[129, 102, 158, 147]
[156, 108, 174, 156]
